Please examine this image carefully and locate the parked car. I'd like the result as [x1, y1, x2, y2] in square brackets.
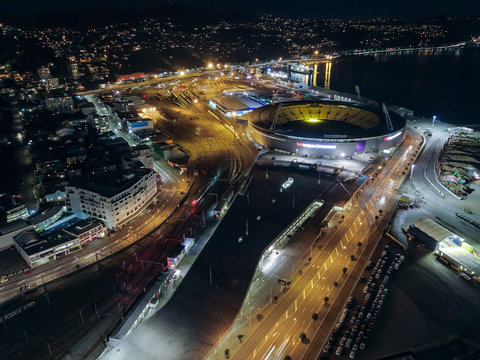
[336, 346, 343, 356]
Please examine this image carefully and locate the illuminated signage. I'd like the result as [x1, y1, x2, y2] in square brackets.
[131, 121, 149, 128]
[384, 131, 402, 141]
[296, 142, 336, 149]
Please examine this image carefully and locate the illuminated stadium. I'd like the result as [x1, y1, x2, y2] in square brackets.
[247, 100, 406, 158]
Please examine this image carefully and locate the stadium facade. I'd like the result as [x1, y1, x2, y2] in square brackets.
[247, 100, 406, 158]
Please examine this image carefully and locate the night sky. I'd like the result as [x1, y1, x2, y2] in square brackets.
[7, 0, 480, 18]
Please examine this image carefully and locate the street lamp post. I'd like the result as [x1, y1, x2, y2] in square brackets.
[432, 115, 437, 129]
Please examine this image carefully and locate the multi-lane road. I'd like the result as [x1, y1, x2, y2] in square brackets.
[215, 130, 422, 360]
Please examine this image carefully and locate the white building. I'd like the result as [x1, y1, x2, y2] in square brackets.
[14, 218, 107, 267]
[65, 169, 157, 229]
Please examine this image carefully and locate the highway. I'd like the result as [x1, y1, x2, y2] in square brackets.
[219, 130, 422, 360]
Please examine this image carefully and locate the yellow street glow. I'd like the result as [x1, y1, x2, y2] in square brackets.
[307, 119, 320, 122]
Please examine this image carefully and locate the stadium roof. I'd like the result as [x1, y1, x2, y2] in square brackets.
[248, 100, 406, 139]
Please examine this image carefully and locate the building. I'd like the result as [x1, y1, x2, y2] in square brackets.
[209, 96, 263, 117]
[63, 218, 108, 245]
[37, 66, 51, 80]
[90, 115, 110, 134]
[132, 144, 154, 169]
[44, 77, 60, 90]
[409, 218, 480, 276]
[45, 96, 74, 114]
[65, 169, 157, 229]
[116, 73, 147, 83]
[0, 195, 29, 223]
[29, 202, 65, 232]
[408, 218, 454, 250]
[69, 63, 80, 80]
[127, 119, 154, 133]
[13, 218, 106, 267]
[247, 100, 406, 158]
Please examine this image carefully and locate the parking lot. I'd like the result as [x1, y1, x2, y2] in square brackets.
[321, 239, 407, 359]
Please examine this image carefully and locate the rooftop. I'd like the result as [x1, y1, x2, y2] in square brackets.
[14, 229, 76, 256]
[64, 218, 105, 236]
[27, 202, 64, 226]
[68, 168, 153, 199]
[212, 96, 263, 112]
[411, 218, 455, 243]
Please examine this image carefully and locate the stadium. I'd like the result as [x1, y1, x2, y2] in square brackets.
[247, 100, 406, 158]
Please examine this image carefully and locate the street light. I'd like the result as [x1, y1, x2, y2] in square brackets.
[207, 63, 213, 69]
[432, 115, 437, 129]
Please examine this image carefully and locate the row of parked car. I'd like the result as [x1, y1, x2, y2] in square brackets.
[324, 246, 405, 359]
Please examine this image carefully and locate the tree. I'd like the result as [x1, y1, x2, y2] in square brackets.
[237, 335, 244, 343]
[357, 242, 363, 247]
[256, 313, 263, 322]
[350, 255, 356, 261]
[273, 295, 278, 302]
[284, 356, 292, 360]
[308, 257, 312, 263]
[375, 215, 379, 221]
[299, 332, 307, 342]
[324, 296, 329, 303]
[333, 281, 339, 287]
[343, 267, 348, 274]
[224, 349, 230, 359]
[312, 313, 319, 321]
[379, 209, 383, 214]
